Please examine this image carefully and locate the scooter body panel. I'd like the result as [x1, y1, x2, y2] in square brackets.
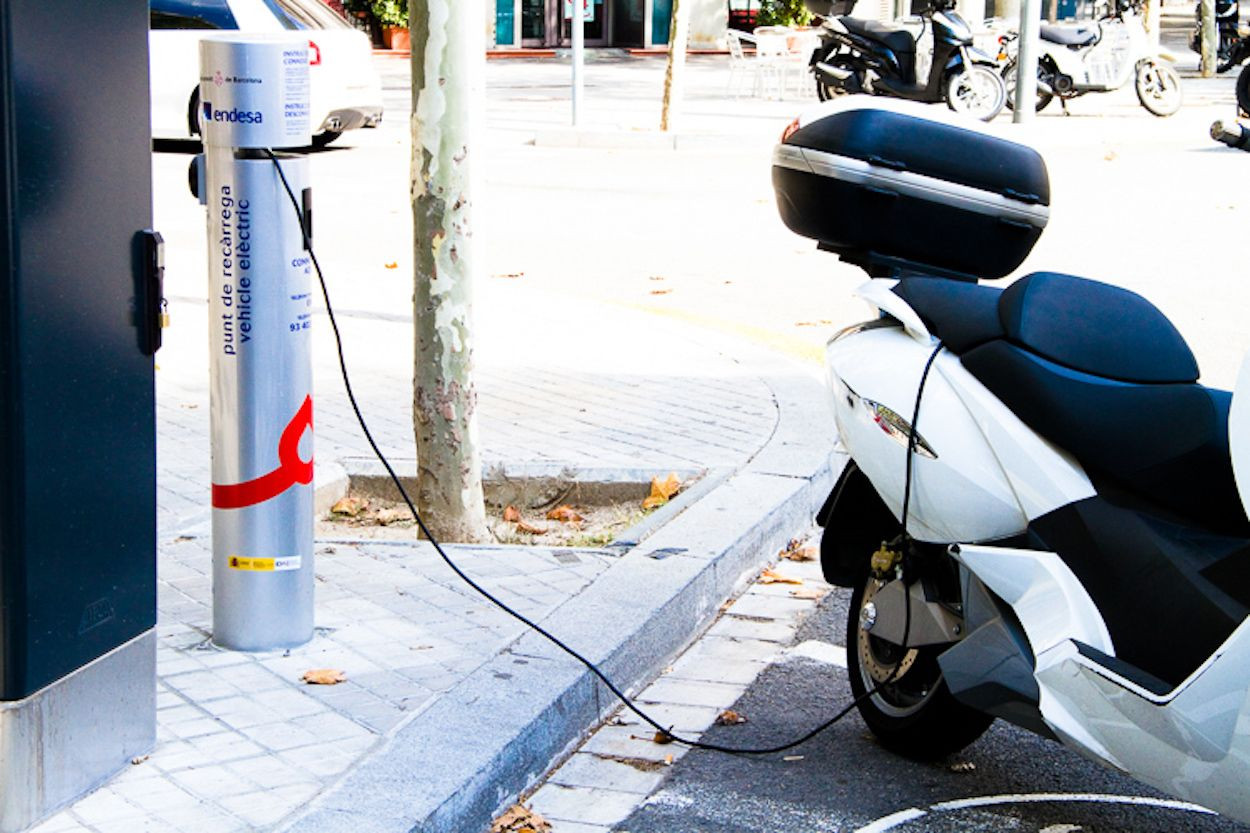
[955, 543, 1250, 824]
[828, 285, 1094, 543]
[1227, 349, 1250, 518]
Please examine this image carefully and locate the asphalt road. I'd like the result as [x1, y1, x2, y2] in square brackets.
[611, 590, 1250, 833]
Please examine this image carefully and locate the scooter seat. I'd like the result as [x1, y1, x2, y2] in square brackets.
[1039, 22, 1099, 47]
[894, 273, 1246, 534]
[839, 17, 917, 56]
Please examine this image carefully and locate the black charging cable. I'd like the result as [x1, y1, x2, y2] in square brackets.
[263, 148, 941, 756]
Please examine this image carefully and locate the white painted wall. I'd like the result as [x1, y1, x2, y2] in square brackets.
[689, 0, 729, 47]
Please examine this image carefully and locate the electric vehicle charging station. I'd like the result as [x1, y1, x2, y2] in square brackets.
[193, 35, 316, 651]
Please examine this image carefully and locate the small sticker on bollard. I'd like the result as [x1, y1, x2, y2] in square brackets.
[227, 555, 302, 572]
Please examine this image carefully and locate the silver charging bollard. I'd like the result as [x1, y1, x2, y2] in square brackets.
[195, 35, 316, 651]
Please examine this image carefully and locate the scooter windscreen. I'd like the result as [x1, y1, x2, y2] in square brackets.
[771, 99, 1050, 280]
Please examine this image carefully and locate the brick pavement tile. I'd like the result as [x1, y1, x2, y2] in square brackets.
[637, 678, 747, 710]
[528, 783, 647, 827]
[580, 725, 689, 765]
[66, 788, 146, 825]
[666, 653, 767, 686]
[705, 615, 796, 643]
[608, 701, 723, 735]
[548, 751, 668, 795]
[236, 720, 325, 753]
[723, 593, 815, 622]
[678, 635, 780, 665]
[168, 764, 260, 801]
[290, 710, 372, 743]
[162, 669, 242, 701]
[186, 732, 267, 764]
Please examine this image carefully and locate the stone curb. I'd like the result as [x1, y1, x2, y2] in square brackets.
[285, 366, 837, 833]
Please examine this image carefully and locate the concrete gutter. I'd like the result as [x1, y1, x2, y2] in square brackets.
[287, 368, 836, 833]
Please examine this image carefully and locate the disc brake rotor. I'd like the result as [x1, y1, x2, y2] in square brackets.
[857, 578, 918, 684]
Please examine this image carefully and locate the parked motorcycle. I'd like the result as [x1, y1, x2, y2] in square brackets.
[806, 0, 1007, 121]
[773, 97, 1250, 824]
[1000, 0, 1182, 116]
[1191, 0, 1246, 72]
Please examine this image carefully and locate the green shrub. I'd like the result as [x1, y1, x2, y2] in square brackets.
[344, 0, 407, 27]
[757, 0, 814, 26]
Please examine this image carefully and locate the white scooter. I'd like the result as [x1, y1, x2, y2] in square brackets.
[773, 97, 1250, 824]
[1002, 0, 1182, 115]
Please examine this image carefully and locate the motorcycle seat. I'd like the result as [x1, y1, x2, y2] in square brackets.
[1039, 22, 1099, 47]
[894, 273, 1247, 534]
[839, 17, 917, 56]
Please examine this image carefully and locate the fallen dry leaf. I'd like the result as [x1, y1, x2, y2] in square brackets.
[715, 709, 748, 726]
[781, 545, 817, 563]
[546, 504, 585, 523]
[490, 803, 552, 833]
[652, 730, 675, 745]
[516, 519, 547, 535]
[373, 508, 410, 526]
[790, 588, 826, 601]
[330, 496, 369, 517]
[502, 504, 522, 523]
[759, 568, 802, 585]
[302, 669, 346, 686]
[384, 261, 398, 269]
[642, 472, 682, 510]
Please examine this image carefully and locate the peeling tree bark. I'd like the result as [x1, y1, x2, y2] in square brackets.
[660, 0, 690, 132]
[410, 0, 489, 542]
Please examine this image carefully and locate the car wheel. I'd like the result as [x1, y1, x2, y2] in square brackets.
[188, 87, 203, 139]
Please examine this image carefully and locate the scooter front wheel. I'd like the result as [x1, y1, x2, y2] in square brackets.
[1135, 60, 1183, 116]
[847, 571, 994, 759]
[945, 65, 1007, 121]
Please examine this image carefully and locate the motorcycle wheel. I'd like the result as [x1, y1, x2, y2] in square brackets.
[847, 570, 994, 760]
[1135, 60, 1183, 116]
[945, 65, 1007, 121]
[1001, 59, 1054, 113]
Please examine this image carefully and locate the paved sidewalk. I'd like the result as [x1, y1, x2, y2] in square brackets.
[525, 538, 837, 832]
[35, 140, 831, 832]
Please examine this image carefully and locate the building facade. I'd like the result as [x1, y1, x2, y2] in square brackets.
[489, 0, 729, 49]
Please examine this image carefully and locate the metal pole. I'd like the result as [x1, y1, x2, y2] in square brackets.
[199, 35, 316, 651]
[1014, 0, 1041, 123]
[572, 0, 584, 125]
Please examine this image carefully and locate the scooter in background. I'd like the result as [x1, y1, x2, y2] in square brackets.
[1000, 0, 1182, 116]
[807, 0, 1007, 120]
[1191, 0, 1245, 72]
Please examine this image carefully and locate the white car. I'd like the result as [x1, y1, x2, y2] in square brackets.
[150, 0, 384, 146]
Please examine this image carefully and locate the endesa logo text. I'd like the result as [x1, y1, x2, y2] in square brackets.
[203, 101, 265, 125]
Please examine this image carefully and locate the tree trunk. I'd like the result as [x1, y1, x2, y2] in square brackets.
[1201, 0, 1219, 76]
[409, 0, 489, 542]
[1142, 0, 1162, 49]
[660, 0, 691, 131]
